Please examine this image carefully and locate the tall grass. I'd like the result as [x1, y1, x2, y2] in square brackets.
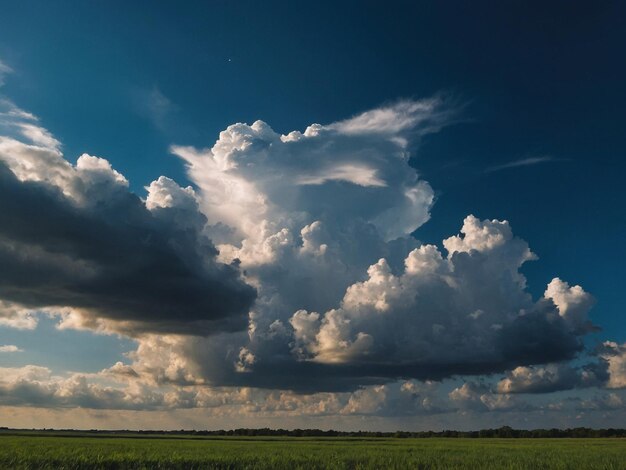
[1, 435, 625, 469]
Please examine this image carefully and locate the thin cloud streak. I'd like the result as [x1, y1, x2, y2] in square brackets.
[485, 156, 561, 173]
[0, 60, 13, 87]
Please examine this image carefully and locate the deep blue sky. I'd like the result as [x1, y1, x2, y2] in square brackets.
[1, 0, 624, 342]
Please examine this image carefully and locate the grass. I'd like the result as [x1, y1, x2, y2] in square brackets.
[0, 434, 625, 469]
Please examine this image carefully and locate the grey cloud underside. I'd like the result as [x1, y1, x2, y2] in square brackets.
[0, 162, 255, 335]
[138, 218, 594, 393]
[177, 302, 585, 394]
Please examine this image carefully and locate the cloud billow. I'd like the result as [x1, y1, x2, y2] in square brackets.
[203, 217, 594, 391]
[0, 92, 613, 408]
[119, 99, 598, 393]
[0, 137, 255, 336]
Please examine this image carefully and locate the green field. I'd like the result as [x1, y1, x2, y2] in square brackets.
[1, 434, 625, 469]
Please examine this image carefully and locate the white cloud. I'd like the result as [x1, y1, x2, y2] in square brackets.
[172, 99, 442, 244]
[0, 345, 23, 353]
[0, 362, 447, 416]
[544, 278, 595, 332]
[449, 382, 530, 412]
[296, 163, 387, 187]
[329, 97, 453, 136]
[0, 366, 162, 409]
[442, 215, 528, 254]
[145, 176, 196, 211]
[496, 364, 597, 394]
[15, 122, 61, 150]
[0, 301, 39, 330]
[0, 96, 61, 152]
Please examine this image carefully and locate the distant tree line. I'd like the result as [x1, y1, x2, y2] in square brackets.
[3, 426, 626, 438]
[168, 426, 626, 438]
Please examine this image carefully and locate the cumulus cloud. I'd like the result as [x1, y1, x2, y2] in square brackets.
[108, 98, 447, 390]
[93, 98, 600, 394]
[0, 345, 23, 353]
[544, 278, 596, 333]
[449, 382, 531, 412]
[0, 114, 255, 336]
[0, 301, 39, 329]
[596, 342, 626, 389]
[171, 99, 443, 244]
[495, 342, 626, 395]
[0, 88, 612, 420]
[0, 76, 256, 337]
[497, 362, 608, 394]
[256, 216, 592, 389]
[123, 215, 596, 393]
[0, 363, 449, 416]
[0, 365, 164, 410]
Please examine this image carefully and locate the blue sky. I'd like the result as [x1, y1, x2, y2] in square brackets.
[0, 1, 625, 430]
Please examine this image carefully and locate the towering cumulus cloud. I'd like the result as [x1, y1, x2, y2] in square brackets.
[117, 97, 595, 393]
[1, 92, 616, 419]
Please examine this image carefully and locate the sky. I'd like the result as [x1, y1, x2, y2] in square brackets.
[0, 0, 625, 431]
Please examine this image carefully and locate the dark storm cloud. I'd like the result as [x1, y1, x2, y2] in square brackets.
[0, 161, 255, 335]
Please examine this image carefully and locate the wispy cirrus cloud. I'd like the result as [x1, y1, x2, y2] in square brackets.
[0, 58, 61, 152]
[485, 156, 562, 173]
[0, 60, 12, 87]
[133, 86, 178, 131]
